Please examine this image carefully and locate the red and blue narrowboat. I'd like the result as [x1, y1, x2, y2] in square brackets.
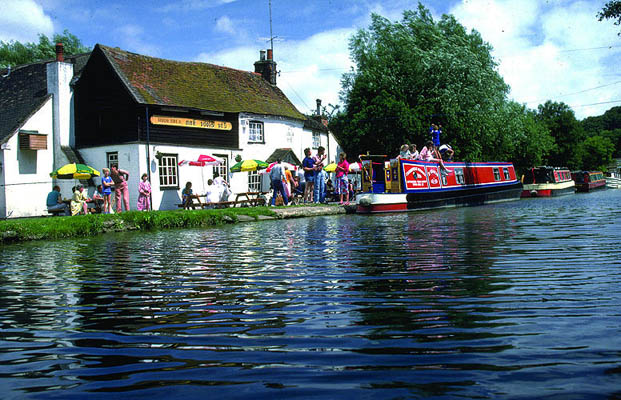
[520, 166, 575, 197]
[571, 171, 606, 192]
[356, 157, 522, 214]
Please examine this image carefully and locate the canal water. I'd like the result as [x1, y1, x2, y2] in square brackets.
[1, 190, 620, 399]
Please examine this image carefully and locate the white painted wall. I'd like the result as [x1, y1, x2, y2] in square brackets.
[47, 60, 74, 168]
[2, 99, 55, 218]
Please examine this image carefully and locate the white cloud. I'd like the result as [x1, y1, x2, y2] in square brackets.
[195, 28, 354, 115]
[0, 0, 54, 43]
[215, 16, 236, 35]
[113, 24, 161, 57]
[451, 0, 621, 118]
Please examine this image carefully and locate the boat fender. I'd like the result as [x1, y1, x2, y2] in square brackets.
[358, 197, 372, 206]
[530, 190, 538, 197]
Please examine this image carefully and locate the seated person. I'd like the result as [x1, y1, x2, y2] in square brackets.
[92, 184, 104, 213]
[420, 141, 450, 174]
[204, 179, 220, 205]
[410, 144, 419, 160]
[398, 144, 412, 159]
[293, 176, 304, 196]
[181, 181, 201, 208]
[439, 144, 454, 161]
[70, 184, 91, 216]
[46, 185, 70, 216]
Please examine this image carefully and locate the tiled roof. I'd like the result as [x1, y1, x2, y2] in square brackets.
[97, 44, 305, 121]
[303, 115, 329, 132]
[0, 54, 90, 144]
[265, 148, 303, 166]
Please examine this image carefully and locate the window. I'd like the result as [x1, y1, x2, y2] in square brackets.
[503, 167, 510, 180]
[248, 121, 264, 143]
[312, 131, 320, 149]
[455, 168, 465, 184]
[158, 154, 179, 188]
[107, 152, 118, 169]
[213, 154, 228, 180]
[493, 167, 501, 181]
[441, 174, 448, 186]
[248, 170, 261, 192]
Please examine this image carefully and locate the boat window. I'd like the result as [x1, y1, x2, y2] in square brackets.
[503, 167, 510, 180]
[441, 174, 448, 185]
[455, 168, 465, 184]
[493, 167, 501, 181]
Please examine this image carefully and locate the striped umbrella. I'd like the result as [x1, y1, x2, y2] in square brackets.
[50, 163, 100, 179]
[229, 159, 269, 173]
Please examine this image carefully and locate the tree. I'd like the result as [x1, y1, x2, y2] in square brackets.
[0, 30, 90, 68]
[580, 135, 614, 171]
[582, 106, 621, 157]
[598, 1, 621, 35]
[536, 101, 586, 169]
[331, 4, 549, 164]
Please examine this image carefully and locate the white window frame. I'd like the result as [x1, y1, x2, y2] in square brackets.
[455, 168, 465, 184]
[248, 170, 261, 192]
[107, 152, 118, 169]
[493, 167, 501, 181]
[213, 154, 228, 180]
[312, 131, 320, 149]
[503, 167, 510, 180]
[158, 154, 179, 189]
[248, 121, 264, 143]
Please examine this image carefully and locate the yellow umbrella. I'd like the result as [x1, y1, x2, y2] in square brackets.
[50, 163, 100, 179]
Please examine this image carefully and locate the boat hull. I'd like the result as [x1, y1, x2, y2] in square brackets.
[575, 181, 606, 192]
[521, 181, 576, 197]
[357, 182, 523, 213]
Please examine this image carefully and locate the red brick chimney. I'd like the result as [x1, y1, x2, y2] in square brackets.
[254, 49, 277, 85]
[55, 43, 64, 62]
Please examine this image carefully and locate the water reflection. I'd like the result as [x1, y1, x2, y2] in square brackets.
[0, 190, 620, 398]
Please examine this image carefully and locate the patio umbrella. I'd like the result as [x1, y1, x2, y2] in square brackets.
[50, 163, 100, 179]
[178, 155, 222, 193]
[259, 161, 297, 174]
[230, 159, 269, 173]
[324, 162, 362, 173]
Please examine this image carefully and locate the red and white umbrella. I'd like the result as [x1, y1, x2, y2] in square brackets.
[349, 162, 362, 172]
[178, 155, 223, 193]
[259, 161, 298, 174]
[178, 154, 222, 167]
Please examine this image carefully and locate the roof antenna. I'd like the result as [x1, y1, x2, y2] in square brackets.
[269, 0, 274, 52]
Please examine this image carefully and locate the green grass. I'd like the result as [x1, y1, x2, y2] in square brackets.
[0, 207, 279, 244]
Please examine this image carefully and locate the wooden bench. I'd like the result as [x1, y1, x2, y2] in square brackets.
[47, 208, 66, 217]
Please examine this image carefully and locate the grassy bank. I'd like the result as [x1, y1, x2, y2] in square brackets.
[0, 207, 279, 244]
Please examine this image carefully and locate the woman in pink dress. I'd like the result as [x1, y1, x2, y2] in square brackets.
[137, 173, 151, 211]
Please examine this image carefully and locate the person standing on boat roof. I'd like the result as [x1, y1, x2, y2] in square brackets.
[430, 124, 442, 147]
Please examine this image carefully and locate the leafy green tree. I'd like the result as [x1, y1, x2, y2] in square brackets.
[582, 106, 621, 157]
[331, 4, 550, 164]
[0, 30, 90, 68]
[579, 135, 614, 171]
[536, 101, 586, 169]
[598, 0, 621, 35]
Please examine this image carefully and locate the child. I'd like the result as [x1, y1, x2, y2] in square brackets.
[101, 167, 113, 214]
[336, 152, 350, 205]
[92, 184, 104, 213]
[182, 182, 194, 209]
[137, 173, 151, 211]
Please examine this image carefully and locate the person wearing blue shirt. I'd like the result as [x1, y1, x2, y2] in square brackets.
[46, 185, 69, 215]
[302, 148, 315, 203]
[430, 124, 442, 147]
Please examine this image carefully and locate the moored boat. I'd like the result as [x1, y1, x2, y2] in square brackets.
[356, 157, 522, 214]
[520, 166, 575, 197]
[571, 171, 606, 192]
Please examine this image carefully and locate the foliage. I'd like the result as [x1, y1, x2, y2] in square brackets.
[0, 30, 90, 68]
[579, 135, 615, 171]
[582, 106, 621, 157]
[598, 0, 621, 35]
[0, 208, 278, 244]
[536, 101, 586, 169]
[331, 4, 552, 165]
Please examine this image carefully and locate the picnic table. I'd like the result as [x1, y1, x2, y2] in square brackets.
[234, 192, 267, 207]
[177, 192, 267, 209]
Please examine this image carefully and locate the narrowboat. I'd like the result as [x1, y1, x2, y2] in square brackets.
[571, 171, 606, 192]
[356, 157, 522, 214]
[520, 166, 575, 197]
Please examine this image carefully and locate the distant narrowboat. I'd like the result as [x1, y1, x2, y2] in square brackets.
[571, 171, 606, 192]
[356, 157, 522, 214]
[521, 166, 575, 197]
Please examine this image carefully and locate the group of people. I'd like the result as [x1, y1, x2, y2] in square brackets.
[397, 124, 454, 174]
[300, 146, 352, 205]
[181, 172, 231, 208]
[46, 164, 152, 216]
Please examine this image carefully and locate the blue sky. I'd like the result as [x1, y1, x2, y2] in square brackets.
[2, 0, 620, 119]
